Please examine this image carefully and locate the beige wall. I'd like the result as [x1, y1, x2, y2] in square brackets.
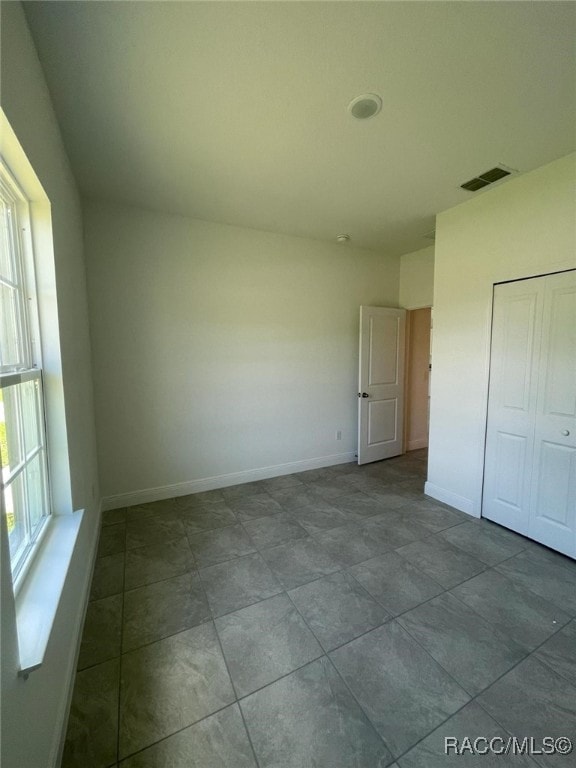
[84, 201, 400, 505]
[1, 3, 100, 767]
[399, 245, 434, 309]
[427, 153, 576, 515]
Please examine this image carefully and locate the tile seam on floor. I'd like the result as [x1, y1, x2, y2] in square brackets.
[389, 697, 476, 764]
[122, 562, 200, 594]
[335, 554, 555, 657]
[115, 563, 126, 767]
[114, 700, 250, 765]
[115, 619, 238, 762]
[318, 648, 398, 760]
[196, 561, 284, 621]
[376, 605, 574, 765]
[276, 555, 571, 663]
[195, 549, 267, 572]
[282, 588, 467, 761]
[118, 616, 214, 658]
[230, 653, 396, 765]
[86, 462, 575, 767]
[186, 542, 258, 569]
[468, 628, 576, 749]
[211, 617, 262, 768]
[435, 527, 537, 567]
[95, 508, 563, 663]
[238, 515, 309, 550]
[96, 534, 186, 559]
[447, 563, 576, 631]
[393, 538, 489, 587]
[394, 604, 528, 700]
[494, 562, 576, 617]
[282, 583, 352, 656]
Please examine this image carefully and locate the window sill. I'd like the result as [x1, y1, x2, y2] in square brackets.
[15, 510, 84, 677]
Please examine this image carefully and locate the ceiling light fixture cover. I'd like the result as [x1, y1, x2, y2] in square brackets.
[348, 93, 382, 120]
[336, 234, 351, 243]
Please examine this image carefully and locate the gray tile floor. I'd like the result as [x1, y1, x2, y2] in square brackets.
[63, 450, 576, 767]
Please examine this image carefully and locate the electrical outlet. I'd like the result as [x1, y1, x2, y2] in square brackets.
[336, 430, 342, 441]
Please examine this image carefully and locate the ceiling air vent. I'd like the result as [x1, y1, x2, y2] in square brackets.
[460, 165, 512, 192]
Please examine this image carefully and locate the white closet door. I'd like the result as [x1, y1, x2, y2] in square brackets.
[483, 279, 543, 535]
[528, 272, 576, 555]
[483, 271, 576, 559]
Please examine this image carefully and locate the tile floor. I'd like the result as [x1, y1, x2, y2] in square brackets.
[63, 450, 576, 767]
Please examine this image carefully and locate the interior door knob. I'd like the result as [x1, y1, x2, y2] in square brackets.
[361, 392, 369, 398]
[561, 429, 570, 436]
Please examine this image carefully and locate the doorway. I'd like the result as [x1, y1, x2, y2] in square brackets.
[404, 307, 432, 451]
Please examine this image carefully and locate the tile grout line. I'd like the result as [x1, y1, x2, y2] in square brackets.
[115, 547, 127, 766]
[86, 511, 572, 664]
[78, 539, 573, 676]
[89, 501, 553, 665]
[112, 698, 253, 765]
[280, 587, 442, 762]
[391, 615, 575, 765]
[210, 618, 263, 768]
[374, 561, 576, 763]
[74, 458, 576, 766]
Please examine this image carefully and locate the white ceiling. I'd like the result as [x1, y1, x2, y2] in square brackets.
[23, 1, 576, 256]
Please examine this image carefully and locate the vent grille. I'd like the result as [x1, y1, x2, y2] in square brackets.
[478, 167, 510, 184]
[461, 165, 512, 192]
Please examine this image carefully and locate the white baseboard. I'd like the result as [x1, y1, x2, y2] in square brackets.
[407, 437, 428, 451]
[102, 452, 357, 511]
[424, 481, 478, 517]
[50, 502, 102, 768]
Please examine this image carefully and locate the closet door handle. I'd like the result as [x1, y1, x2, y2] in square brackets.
[561, 429, 570, 436]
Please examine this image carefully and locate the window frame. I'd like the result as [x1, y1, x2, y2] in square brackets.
[1, 159, 52, 585]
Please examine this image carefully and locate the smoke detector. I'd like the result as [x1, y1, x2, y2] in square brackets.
[348, 94, 382, 120]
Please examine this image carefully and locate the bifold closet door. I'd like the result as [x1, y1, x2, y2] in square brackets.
[483, 271, 575, 559]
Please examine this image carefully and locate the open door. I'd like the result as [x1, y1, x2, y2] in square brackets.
[358, 306, 406, 465]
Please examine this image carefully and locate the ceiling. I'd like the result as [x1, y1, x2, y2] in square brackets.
[23, 1, 576, 256]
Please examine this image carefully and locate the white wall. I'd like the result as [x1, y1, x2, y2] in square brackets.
[83, 201, 400, 505]
[399, 245, 434, 309]
[427, 153, 576, 515]
[0, 4, 100, 767]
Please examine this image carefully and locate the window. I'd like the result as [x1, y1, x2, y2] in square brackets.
[1, 161, 51, 580]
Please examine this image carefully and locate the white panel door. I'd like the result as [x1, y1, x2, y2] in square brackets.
[483, 280, 543, 534]
[358, 306, 406, 465]
[483, 271, 576, 558]
[528, 272, 576, 555]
